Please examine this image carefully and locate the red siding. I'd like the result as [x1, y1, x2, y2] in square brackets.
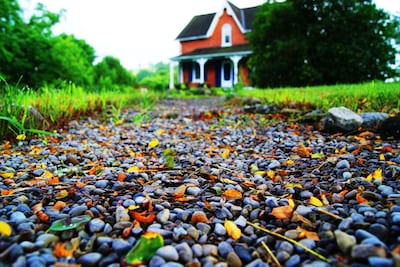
[181, 9, 248, 54]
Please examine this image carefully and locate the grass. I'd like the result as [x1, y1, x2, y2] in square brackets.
[1, 80, 399, 141]
[235, 81, 400, 113]
[0, 81, 164, 141]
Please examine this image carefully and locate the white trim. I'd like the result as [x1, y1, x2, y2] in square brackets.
[205, 0, 247, 41]
[171, 50, 252, 61]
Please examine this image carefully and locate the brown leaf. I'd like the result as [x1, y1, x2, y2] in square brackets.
[271, 205, 293, 220]
[222, 189, 242, 200]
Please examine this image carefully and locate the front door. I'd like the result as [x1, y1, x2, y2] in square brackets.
[221, 61, 232, 88]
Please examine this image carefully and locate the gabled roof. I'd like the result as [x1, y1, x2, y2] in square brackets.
[176, 1, 259, 41]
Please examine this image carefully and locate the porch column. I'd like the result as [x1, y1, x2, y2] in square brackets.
[169, 61, 176, 89]
[196, 58, 207, 84]
[230, 56, 242, 85]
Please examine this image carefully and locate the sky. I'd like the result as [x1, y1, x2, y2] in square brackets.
[20, 0, 399, 71]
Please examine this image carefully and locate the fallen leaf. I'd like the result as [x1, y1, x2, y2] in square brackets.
[271, 205, 293, 220]
[0, 221, 12, 236]
[1, 189, 14, 196]
[48, 215, 91, 232]
[126, 232, 164, 265]
[127, 166, 140, 174]
[52, 201, 67, 211]
[132, 212, 156, 223]
[148, 138, 159, 149]
[16, 133, 26, 140]
[117, 173, 127, 182]
[356, 193, 369, 204]
[222, 189, 243, 200]
[297, 226, 320, 241]
[174, 184, 187, 198]
[309, 196, 323, 207]
[221, 148, 230, 159]
[225, 219, 241, 240]
[366, 168, 383, 182]
[0, 172, 14, 179]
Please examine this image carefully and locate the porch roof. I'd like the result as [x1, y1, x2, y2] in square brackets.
[171, 44, 252, 61]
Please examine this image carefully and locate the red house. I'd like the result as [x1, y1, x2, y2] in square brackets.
[170, 1, 259, 88]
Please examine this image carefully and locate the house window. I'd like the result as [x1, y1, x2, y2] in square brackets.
[221, 23, 232, 47]
[192, 62, 201, 81]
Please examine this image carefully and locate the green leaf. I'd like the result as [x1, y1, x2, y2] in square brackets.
[126, 232, 164, 265]
[47, 215, 91, 232]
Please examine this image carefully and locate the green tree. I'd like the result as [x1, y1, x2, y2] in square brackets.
[94, 56, 136, 89]
[136, 62, 169, 90]
[248, 0, 399, 87]
[49, 34, 96, 86]
[0, 1, 61, 87]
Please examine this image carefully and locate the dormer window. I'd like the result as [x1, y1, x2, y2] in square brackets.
[221, 23, 232, 47]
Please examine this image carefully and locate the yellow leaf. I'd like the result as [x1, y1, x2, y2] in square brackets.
[41, 170, 53, 179]
[379, 154, 385, 161]
[55, 190, 69, 199]
[148, 138, 159, 149]
[285, 183, 303, 189]
[127, 166, 140, 174]
[0, 221, 12, 236]
[288, 198, 295, 208]
[0, 172, 14, 179]
[266, 170, 275, 179]
[221, 148, 230, 159]
[220, 178, 237, 184]
[156, 129, 165, 135]
[366, 168, 383, 182]
[309, 196, 323, 207]
[286, 159, 295, 165]
[225, 220, 241, 240]
[16, 133, 26, 141]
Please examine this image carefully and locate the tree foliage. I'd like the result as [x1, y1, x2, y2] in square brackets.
[248, 0, 400, 87]
[0, 0, 136, 89]
[94, 56, 136, 89]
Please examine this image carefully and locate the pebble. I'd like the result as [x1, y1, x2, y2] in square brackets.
[0, 99, 398, 267]
[156, 245, 179, 261]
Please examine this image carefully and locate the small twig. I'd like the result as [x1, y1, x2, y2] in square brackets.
[261, 241, 282, 267]
[316, 207, 344, 220]
[247, 221, 331, 263]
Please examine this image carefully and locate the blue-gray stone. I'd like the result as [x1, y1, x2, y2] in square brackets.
[156, 245, 179, 261]
[10, 211, 26, 224]
[218, 241, 234, 258]
[111, 238, 131, 254]
[285, 254, 301, 267]
[368, 257, 394, 267]
[68, 205, 88, 216]
[234, 244, 252, 263]
[148, 255, 166, 267]
[175, 242, 193, 263]
[89, 218, 105, 233]
[77, 252, 102, 267]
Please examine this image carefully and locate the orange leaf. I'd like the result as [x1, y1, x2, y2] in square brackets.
[174, 184, 187, 198]
[271, 205, 293, 220]
[225, 219, 241, 240]
[47, 175, 59, 185]
[132, 211, 156, 223]
[297, 226, 320, 241]
[222, 189, 242, 200]
[52, 201, 67, 211]
[1, 189, 14, 196]
[117, 173, 127, 182]
[293, 147, 312, 158]
[356, 193, 369, 204]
